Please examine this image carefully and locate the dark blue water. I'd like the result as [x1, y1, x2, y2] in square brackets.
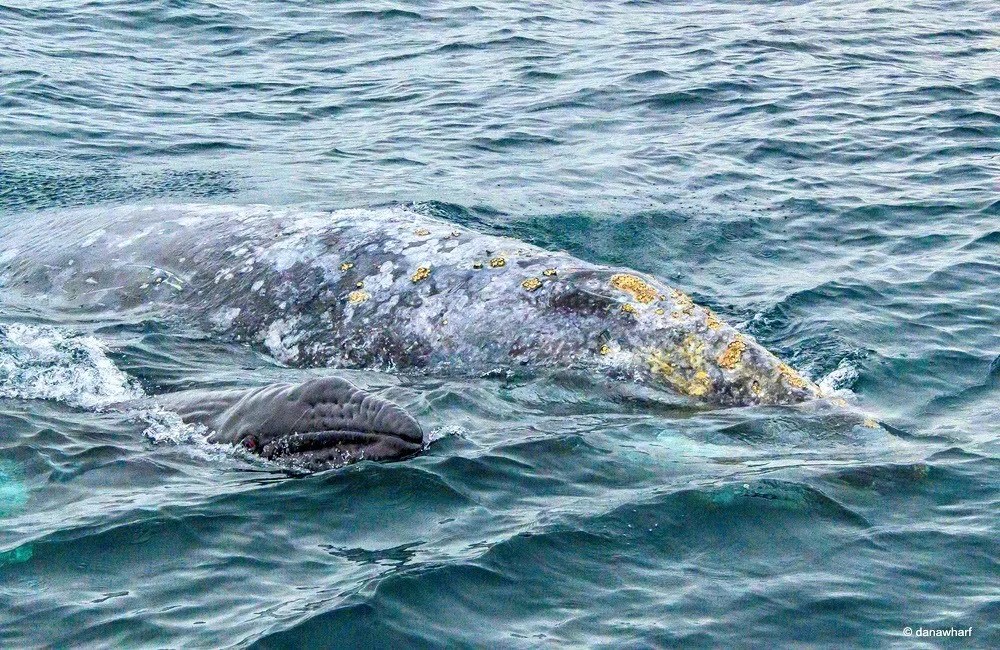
[1, 1, 998, 647]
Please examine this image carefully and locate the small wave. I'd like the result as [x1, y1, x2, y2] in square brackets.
[0, 323, 143, 409]
[341, 9, 423, 21]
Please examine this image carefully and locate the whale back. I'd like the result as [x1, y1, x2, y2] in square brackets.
[0, 205, 820, 406]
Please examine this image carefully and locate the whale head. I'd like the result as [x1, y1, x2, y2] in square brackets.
[161, 377, 425, 469]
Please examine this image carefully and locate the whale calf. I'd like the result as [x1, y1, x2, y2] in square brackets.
[153, 377, 424, 468]
[0, 204, 822, 408]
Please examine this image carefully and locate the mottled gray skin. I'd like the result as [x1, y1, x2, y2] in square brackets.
[154, 377, 424, 468]
[0, 204, 822, 406]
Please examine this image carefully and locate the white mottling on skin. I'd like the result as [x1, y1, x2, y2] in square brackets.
[0, 202, 812, 405]
[365, 260, 397, 291]
[263, 318, 302, 364]
[79, 229, 106, 248]
[210, 307, 241, 330]
[213, 267, 233, 284]
[0, 248, 20, 265]
[116, 227, 154, 249]
[264, 236, 325, 272]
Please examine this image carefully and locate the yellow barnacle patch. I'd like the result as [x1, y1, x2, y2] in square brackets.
[489, 257, 506, 268]
[599, 344, 611, 356]
[647, 336, 715, 398]
[610, 273, 658, 304]
[862, 418, 880, 429]
[655, 308, 665, 315]
[355, 281, 364, 289]
[705, 310, 724, 331]
[521, 277, 542, 292]
[777, 362, 809, 390]
[542, 268, 557, 277]
[411, 266, 431, 283]
[680, 334, 706, 366]
[647, 349, 674, 374]
[339, 262, 354, 271]
[347, 289, 370, 304]
[414, 228, 431, 236]
[688, 371, 712, 397]
[620, 303, 637, 315]
[717, 336, 746, 370]
[750, 380, 762, 396]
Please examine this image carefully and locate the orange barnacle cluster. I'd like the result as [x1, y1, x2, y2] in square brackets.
[717, 336, 746, 369]
[610, 274, 658, 304]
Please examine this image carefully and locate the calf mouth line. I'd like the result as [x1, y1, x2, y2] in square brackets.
[239, 429, 425, 463]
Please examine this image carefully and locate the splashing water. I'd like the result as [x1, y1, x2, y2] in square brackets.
[0, 323, 144, 409]
[0, 323, 244, 462]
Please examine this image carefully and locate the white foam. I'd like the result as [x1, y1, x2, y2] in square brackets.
[134, 406, 235, 464]
[818, 358, 860, 394]
[0, 323, 144, 409]
[0, 323, 250, 463]
[428, 424, 467, 444]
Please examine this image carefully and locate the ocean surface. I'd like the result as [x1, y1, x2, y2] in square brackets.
[1, 1, 998, 647]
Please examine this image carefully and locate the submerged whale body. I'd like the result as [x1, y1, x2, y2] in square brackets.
[0, 204, 822, 412]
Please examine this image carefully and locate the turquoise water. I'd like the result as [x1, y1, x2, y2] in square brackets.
[1, 1, 998, 647]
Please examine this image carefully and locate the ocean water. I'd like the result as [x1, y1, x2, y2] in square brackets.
[1, 0, 998, 647]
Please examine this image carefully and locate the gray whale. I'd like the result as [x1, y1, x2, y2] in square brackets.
[154, 377, 424, 469]
[0, 204, 822, 410]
